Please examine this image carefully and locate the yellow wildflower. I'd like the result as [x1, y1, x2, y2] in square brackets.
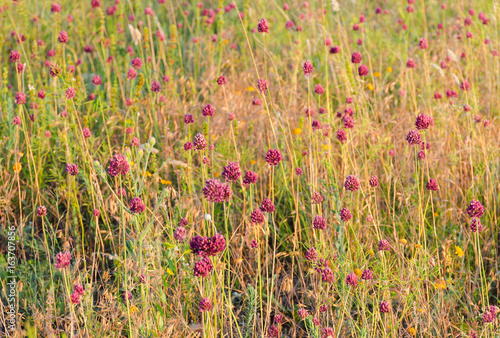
[211, 134, 216, 140]
[367, 83, 374, 91]
[354, 268, 362, 278]
[415, 243, 423, 250]
[367, 249, 374, 256]
[13, 163, 22, 173]
[161, 179, 172, 185]
[292, 128, 302, 135]
[434, 279, 446, 290]
[130, 306, 139, 313]
[214, 172, 220, 178]
[373, 71, 381, 78]
[322, 144, 332, 150]
[246, 86, 255, 92]
[399, 238, 408, 245]
[250, 160, 256, 165]
[455, 246, 464, 257]
[408, 327, 416, 336]
[386, 67, 392, 73]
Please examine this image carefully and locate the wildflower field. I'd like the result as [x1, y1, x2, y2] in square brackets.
[1, 0, 500, 336]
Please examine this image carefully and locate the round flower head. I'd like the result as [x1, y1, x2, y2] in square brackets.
[70, 292, 81, 304]
[344, 175, 360, 192]
[379, 301, 390, 313]
[65, 87, 76, 99]
[260, 198, 275, 213]
[123, 291, 132, 301]
[305, 247, 318, 261]
[314, 84, 325, 95]
[343, 116, 354, 129]
[482, 305, 499, 323]
[92, 75, 102, 85]
[55, 251, 72, 269]
[184, 114, 194, 124]
[322, 328, 335, 338]
[419, 38, 428, 49]
[193, 133, 207, 150]
[221, 162, 241, 182]
[202, 104, 214, 117]
[461, 80, 470, 91]
[336, 129, 347, 144]
[378, 239, 390, 251]
[174, 226, 187, 242]
[265, 149, 282, 166]
[340, 207, 352, 222]
[250, 239, 258, 248]
[267, 325, 279, 338]
[107, 153, 130, 177]
[298, 308, 309, 320]
[313, 215, 327, 230]
[274, 314, 283, 323]
[13, 116, 21, 125]
[303, 60, 314, 77]
[199, 297, 212, 312]
[151, 80, 161, 93]
[131, 137, 140, 147]
[127, 68, 137, 80]
[252, 98, 262, 106]
[37, 206, 47, 217]
[257, 78, 269, 92]
[257, 19, 269, 33]
[193, 257, 213, 277]
[58, 30, 69, 43]
[346, 272, 358, 287]
[467, 200, 485, 218]
[129, 197, 145, 214]
[406, 58, 417, 68]
[10, 50, 21, 63]
[351, 51, 362, 64]
[311, 192, 323, 204]
[369, 175, 379, 188]
[406, 130, 421, 145]
[66, 164, 79, 176]
[243, 171, 258, 186]
[131, 58, 143, 69]
[426, 179, 438, 191]
[250, 208, 265, 224]
[190, 236, 209, 256]
[15, 92, 26, 105]
[216, 75, 227, 85]
[415, 113, 434, 130]
[361, 269, 374, 280]
[358, 64, 369, 76]
[202, 179, 232, 203]
[295, 167, 303, 175]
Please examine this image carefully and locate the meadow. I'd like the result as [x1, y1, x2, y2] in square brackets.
[0, 0, 499, 336]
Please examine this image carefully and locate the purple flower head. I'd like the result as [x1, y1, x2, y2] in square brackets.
[92, 75, 102, 85]
[151, 80, 161, 93]
[298, 308, 309, 320]
[257, 19, 269, 33]
[74, 284, 84, 296]
[13, 116, 22, 125]
[361, 269, 373, 280]
[190, 236, 209, 256]
[70, 292, 81, 304]
[37, 206, 47, 217]
[265, 149, 282, 166]
[369, 175, 379, 188]
[216, 75, 227, 85]
[346, 272, 358, 287]
[174, 226, 187, 242]
[260, 198, 275, 213]
[340, 207, 352, 222]
[184, 114, 194, 124]
[184, 142, 193, 151]
[274, 314, 283, 323]
[202, 104, 214, 117]
[482, 305, 499, 323]
[250, 208, 265, 224]
[65, 87, 76, 99]
[415, 113, 434, 130]
[295, 167, 303, 175]
[267, 325, 279, 338]
[243, 170, 258, 186]
[107, 153, 130, 177]
[15, 92, 26, 105]
[10, 50, 21, 63]
[313, 215, 327, 230]
[461, 80, 470, 91]
[378, 239, 390, 251]
[305, 247, 318, 261]
[193, 133, 207, 150]
[199, 297, 212, 312]
[131, 58, 143, 69]
[93, 209, 100, 217]
[55, 251, 72, 269]
[358, 64, 369, 76]
[379, 301, 390, 313]
[129, 197, 145, 214]
[351, 51, 362, 64]
[426, 179, 438, 191]
[222, 162, 241, 182]
[252, 98, 262, 106]
[123, 291, 132, 301]
[419, 38, 428, 49]
[203, 179, 232, 203]
[194, 257, 213, 277]
[330, 46, 341, 54]
[320, 268, 334, 283]
[58, 30, 69, 43]
[303, 60, 314, 77]
[257, 79, 269, 92]
[343, 115, 354, 129]
[336, 129, 347, 144]
[314, 84, 325, 95]
[344, 175, 360, 192]
[66, 164, 79, 176]
[406, 130, 421, 145]
[467, 200, 484, 218]
[322, 328, 335, 338]
[406, 58, 417, 68]
[311, 192, 323, 204]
